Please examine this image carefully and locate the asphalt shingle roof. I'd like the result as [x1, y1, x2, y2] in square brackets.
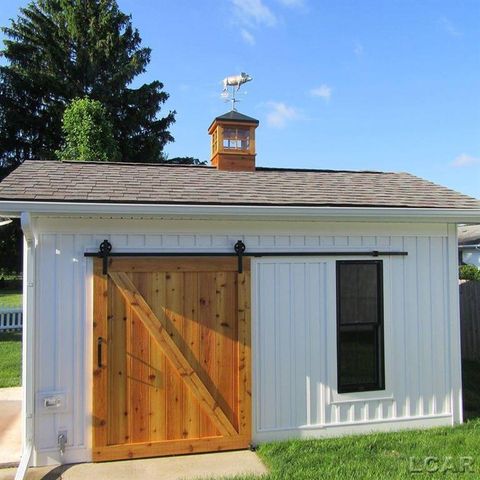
[0, 160, 479, 209]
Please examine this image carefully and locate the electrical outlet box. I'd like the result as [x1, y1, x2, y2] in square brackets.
[37, 391, 68, 414]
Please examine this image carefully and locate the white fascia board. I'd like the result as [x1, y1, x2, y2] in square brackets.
[0, 200, 480, 223]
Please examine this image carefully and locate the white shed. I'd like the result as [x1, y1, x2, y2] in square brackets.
[0, 110, 479, 468]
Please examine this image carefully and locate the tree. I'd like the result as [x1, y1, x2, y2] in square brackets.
[0, 0, 175, 171]
[57, 98, 120, 162]
[0, 219, 22, 276]
[166, 157, 206, 165]
[460, 264, 480, 281]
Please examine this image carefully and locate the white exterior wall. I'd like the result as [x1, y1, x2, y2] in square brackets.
[27, 217, 462, 466]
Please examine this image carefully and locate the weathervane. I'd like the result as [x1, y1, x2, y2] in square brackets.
[221, 72, 253, 111]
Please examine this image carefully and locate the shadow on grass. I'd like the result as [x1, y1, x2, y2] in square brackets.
[462, 358, 480, 421]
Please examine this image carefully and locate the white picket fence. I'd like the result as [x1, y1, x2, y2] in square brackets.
[0, 306, 23, 332]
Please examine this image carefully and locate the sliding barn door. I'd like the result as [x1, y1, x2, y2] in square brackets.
[92, 257, 251, 461]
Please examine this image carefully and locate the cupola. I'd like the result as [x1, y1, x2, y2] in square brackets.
[208, 110, 259, 171]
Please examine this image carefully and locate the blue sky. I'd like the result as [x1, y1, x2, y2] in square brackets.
[1, 1, 479, 197]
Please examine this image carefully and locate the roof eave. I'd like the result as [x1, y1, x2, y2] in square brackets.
[1, 200, 480, 223]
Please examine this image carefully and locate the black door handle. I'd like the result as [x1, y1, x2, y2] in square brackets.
[97, 337, 103, 368]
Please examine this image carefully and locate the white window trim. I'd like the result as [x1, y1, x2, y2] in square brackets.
[328, 256, 395, 404]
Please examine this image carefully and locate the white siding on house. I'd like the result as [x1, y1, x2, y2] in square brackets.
[29, 217, 461, 465]
[462, 249, 480, 267]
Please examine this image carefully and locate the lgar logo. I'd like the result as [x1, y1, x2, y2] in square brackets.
[409, 456, 474, 474]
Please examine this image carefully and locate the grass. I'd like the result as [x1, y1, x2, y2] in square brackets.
[0, 289, 23, 387]
[0, 290, 22, 308]
[243, 419, 480, 479]
[0, 332, 22, 387]
[216, 359, 480, 480]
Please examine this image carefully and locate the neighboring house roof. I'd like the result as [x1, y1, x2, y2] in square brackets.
[458, 225, 480, 245]
[0, 160, 479, 209]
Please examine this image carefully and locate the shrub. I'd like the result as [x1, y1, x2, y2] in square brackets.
[459, 264, 480, 281]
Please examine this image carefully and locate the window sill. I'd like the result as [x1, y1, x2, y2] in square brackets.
[330, 389, 394, 404]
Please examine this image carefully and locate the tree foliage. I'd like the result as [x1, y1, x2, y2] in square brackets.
[57, 98, 120, 162]
[0, 220, 22, 275]
[0, 0, 175, 171]
[460, 264, 480, 281]
[166, 156, 206, 165]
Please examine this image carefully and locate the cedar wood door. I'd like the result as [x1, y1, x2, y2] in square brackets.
[92, 257, 251, 461]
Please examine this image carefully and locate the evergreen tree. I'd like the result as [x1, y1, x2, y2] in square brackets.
[0, 0, 175, 171]
[57, 98, 120, 162]
[0, 220, 22, 276]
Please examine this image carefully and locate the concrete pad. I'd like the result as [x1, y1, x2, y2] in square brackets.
[0, 451, 268, 480]
[0, 388, 22, 402]
[0, 387, 22, 466]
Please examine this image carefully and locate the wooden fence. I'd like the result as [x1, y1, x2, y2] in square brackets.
[460, 280, 480, 360]
[0, 307, 22, 332]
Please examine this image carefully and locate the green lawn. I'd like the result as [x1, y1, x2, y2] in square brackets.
[245, 419, 480, 479]
[218, 360, 480, 480]
[0, 289, 23, 387]
[0, 290, 22, 308]
[0, 332, 22, 387]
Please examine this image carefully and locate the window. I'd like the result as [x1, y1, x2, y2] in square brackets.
[336, 261, 384, 393]
[222, 127, 250, 150]
[211, 130, 218, 154]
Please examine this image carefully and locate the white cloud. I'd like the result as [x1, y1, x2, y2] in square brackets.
[439, 17, 461, 37]
[266, 102, 300, 128]
[232, 0, 277, 27]
[310, 84, 332, 101]
[241, 29, 256, 45]
[354, 41, 364, 57]
[451, 154, 480, 168]
[231, 0, 304, 45]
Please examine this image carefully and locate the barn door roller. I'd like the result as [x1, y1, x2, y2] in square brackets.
[234, 240, 246, 273]
[98, 240, 112, 275]
[85, 239, 407, 275]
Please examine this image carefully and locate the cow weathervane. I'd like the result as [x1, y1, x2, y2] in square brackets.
[221, 72, 253, 111]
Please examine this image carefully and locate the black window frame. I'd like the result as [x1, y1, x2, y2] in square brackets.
[336, 260, 385, 394]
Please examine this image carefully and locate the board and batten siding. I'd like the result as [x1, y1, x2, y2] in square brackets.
[29, 217, 461, 466]
[253, 242, 454, 441]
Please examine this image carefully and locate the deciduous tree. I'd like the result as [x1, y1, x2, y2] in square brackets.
[57, 98, 120, 162]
